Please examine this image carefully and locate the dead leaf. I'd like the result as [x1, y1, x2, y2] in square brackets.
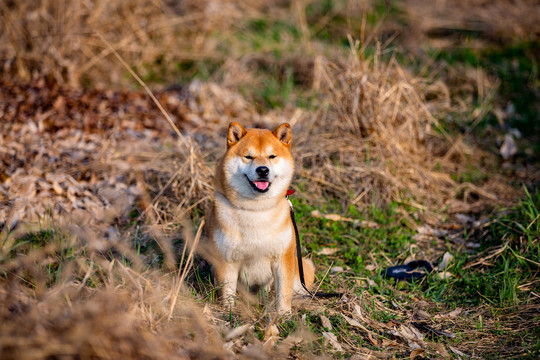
[325, 213, 354, 222]
[449, 346, 468, 358]
[433, 342, 449, 357]
[416, 225, 448, 237]
[388, 319, 401, 327]
[410, 348, 425, 359]
[446, 307, 462, 318]
[317, 247, 340, 256]
[359, 220, 379, 229]
[367, 332, 381, 346]
[320, 315, 333, 330]
[381, 339, 400, 348]
[342, 314, 370, 332]
[310, 209, 359, 224]
[353, 304, 365, 319]
[394, 324, 424, 342]
[322, 332, 343, 352]
[438, 251, 454, 270]
[223, 341, 234, 351]
[415, 310, 431, 320]
[365, 264, 377, 271]
[280, 333, 304, 353]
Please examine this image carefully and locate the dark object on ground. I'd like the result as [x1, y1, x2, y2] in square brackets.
[383, 260, 433, 282]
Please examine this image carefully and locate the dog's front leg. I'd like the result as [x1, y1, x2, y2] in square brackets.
[215, 262, 240, 306]
[272, 255, 295, 313]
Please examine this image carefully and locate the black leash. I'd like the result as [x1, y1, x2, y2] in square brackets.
[287, 191, 342, 299]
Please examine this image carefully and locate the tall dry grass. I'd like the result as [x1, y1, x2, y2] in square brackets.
[0, 216, 232, 359]
[1, 0, 208, 86]
[0, 0, 294, 88]
[0, 0, 522, 244]
[293, 45, 510, 221]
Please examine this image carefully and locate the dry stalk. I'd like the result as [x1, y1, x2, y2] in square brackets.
[168, 219, 204, 321]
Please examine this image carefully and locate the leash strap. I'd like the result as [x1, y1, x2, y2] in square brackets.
[287, 194, 342, 299]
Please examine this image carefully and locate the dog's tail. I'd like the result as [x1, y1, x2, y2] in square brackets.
[293, 258, 315, 294]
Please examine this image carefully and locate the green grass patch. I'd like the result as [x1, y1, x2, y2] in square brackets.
[424, 187, 539, 307]
[291, 197, 416, 293]
[451, 164, 489, 184]
[292, 185, 539, 311]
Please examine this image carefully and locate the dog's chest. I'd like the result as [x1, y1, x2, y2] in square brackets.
[212, 199, 292, 263]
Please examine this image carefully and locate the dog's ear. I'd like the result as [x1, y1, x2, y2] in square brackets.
[227, 122, 246, 147]
[273, 123, 292, 146]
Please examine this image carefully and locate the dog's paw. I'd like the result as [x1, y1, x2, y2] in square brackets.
[220, 294, 237, 309]
[277, 305, 292, 317]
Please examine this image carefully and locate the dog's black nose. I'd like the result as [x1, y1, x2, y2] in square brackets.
[256, 166, 269, 178]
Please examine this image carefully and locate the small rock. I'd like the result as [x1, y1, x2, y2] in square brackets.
[500, 134, 517, 160]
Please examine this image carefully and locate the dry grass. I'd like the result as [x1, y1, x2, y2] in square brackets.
[0, 219, 231, 360]
[401, 0, 540, 50]
[295, 48, 508, 219]
[0, 0, 306, 89]
[1, 0, 538, 359]
[1, 0, 229, 87]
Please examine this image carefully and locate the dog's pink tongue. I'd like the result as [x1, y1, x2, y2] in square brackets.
[254, 181, 269, 190]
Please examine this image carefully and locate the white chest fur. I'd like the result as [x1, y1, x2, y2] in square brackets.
[212, 192, 293, 264]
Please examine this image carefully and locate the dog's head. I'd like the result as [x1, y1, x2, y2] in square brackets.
[220, 122, 294, 202]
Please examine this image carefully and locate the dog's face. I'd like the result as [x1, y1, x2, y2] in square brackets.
[221, 122, 294, 201]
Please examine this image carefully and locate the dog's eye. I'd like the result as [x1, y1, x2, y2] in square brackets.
[244, 155, 253, 160]
[269, 155, 276, 159]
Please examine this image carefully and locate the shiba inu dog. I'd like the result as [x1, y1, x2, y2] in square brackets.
[203, 122, 315, 312]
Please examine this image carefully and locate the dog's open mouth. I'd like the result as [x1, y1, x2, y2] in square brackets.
[245, 175, 270, 193]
